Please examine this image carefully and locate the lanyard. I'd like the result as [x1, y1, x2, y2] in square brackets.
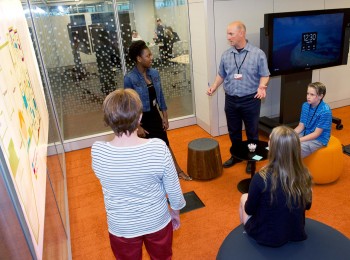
[234, 51, 248, 74]
[303, 101, 321, 136]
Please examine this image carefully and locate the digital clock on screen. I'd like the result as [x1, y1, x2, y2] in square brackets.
[301, 32, 317, 51]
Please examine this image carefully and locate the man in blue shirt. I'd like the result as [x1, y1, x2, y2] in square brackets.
[294, 82, 332, 158]
[207, 21, 270, 172]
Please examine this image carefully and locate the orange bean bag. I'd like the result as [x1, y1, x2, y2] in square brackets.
[303, 136, 344, 184]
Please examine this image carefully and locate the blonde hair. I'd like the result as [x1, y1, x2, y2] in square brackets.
[259, 126, 312, 210]
[308, 82, 326, 99]
[165, 27, 174, 40]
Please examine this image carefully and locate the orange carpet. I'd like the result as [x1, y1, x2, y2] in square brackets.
[67, 106, 350, 259]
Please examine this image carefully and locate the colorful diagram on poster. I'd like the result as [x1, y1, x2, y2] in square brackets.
[0, 0, 48, 258]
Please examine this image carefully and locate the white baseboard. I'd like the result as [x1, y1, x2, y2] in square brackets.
[168, 115, 196, 130]
[328, 99, 350, 109]
[63, 132, 115, 152]
[196, 117, 210, 135]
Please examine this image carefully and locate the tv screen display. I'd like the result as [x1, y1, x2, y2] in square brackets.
[263, 9, 350, 76]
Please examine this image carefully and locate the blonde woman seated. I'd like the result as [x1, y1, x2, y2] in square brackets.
[239, 125, 312, 247]
[91, 89, 186, 259]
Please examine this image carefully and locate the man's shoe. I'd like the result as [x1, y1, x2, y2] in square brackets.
[223, 157, 242, 168]
[246, 162, 252, 173]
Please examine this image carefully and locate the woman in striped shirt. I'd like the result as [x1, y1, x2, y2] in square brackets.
[92, 89, 186, 259]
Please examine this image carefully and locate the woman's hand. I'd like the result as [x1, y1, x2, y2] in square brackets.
[162, 117, 169, 130]
[137, 126, 148, 138]
[162, 111, 169, 130]
[169, 209, 180, 230]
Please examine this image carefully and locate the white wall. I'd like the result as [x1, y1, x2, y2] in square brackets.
[189, 0, 350, 136]
[188, 0, 211, 133]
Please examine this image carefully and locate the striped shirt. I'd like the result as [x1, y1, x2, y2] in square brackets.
[91, 138, 186, 238]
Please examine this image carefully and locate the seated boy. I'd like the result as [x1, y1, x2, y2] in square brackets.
[294, 82, 332, 158]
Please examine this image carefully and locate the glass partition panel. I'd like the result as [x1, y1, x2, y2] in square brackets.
[0, 159, 33, 259]
[126, 0, 193, 119]
[23, 0, 68, 232]
[25, 1, 122, 140]
[22, 2, 70, 257]
[42, 173, 68, 260]
[24, 0, 194, 141]
[46, 147, 66, 230]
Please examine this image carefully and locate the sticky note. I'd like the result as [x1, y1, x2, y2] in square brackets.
[252, 155, 263, 161]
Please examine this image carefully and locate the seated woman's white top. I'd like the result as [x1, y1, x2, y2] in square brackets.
[132, 35, 142, 41]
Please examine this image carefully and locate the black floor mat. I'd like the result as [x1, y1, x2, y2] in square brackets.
[343, 144, 350, 156]
[180, 191, 205, 214]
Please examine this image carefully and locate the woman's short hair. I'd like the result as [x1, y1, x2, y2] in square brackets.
[308, 82, 326, 98]
[103, 89, 143, 136]
[128, 40, 148, 62]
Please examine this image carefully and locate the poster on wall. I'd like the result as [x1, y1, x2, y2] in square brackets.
[0, 0, 48, 258]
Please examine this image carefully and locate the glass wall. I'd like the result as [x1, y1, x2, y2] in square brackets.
[25, 0, 194, 141]
[22, 1, 71, 258]
[43, 100, 69, 260]
[42, 165, 69, 259]
[0, 154, 33, 259]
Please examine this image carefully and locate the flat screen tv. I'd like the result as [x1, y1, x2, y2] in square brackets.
[261, 9, 350, 76]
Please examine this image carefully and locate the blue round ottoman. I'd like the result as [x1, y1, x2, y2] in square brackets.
[217, 218, 350, 260]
